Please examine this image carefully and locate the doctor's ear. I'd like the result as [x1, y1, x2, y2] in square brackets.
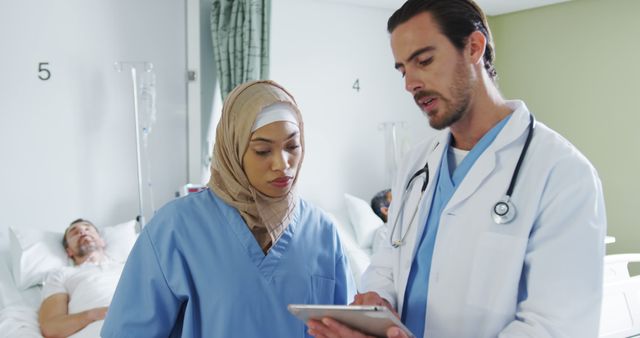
[381, 206, 389, 217]
[467, 31, 487, 66]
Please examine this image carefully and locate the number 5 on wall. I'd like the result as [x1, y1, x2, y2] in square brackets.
[38, 62, 51, 80]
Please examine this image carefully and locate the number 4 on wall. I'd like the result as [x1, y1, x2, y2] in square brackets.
[352, 78, 360, 92]
[38, 62, 51, 81]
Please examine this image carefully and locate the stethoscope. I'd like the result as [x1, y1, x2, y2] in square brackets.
[389, 114, 535, 248]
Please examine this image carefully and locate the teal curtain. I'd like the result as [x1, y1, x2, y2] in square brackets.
[210, 0, 270, 100]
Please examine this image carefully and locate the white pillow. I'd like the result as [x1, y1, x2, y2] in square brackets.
[9, 227, 68, 290]
[102, 219, 138, 263]
[9, 219, 138, 290]
[344, 193, 384, 250]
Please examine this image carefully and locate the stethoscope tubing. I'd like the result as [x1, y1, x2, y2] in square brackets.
[389, 114, 535, 247]
[390, 163, 429, 248]
[504, 114, 534, 198]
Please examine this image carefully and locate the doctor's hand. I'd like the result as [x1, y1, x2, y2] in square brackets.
[351, 292, 396, 317]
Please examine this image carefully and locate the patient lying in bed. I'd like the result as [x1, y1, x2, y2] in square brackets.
[38, 219, 123, 338]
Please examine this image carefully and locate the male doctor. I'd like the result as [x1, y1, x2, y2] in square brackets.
[308, 0, 607, 337]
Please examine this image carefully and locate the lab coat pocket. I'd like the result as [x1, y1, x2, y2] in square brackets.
[467, 232, 527, 312]
[309, 275, 335, 304]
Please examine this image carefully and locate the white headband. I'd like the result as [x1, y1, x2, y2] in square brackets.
[251, 103, 298, 132]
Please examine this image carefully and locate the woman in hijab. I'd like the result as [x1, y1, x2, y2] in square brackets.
[102, 80, 356, 337]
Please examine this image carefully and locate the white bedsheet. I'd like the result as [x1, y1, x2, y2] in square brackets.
[326, 211, 373, 291]
[0, 305, 41, 338]
[71, 321, 104, 338]
[0, 249, 43, 338]
[0, 250, 40, 308]
[0, 313, 104, 338]
[0, 250, 108, 338]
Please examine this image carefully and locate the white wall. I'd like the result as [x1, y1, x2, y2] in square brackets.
[198, 0, 219, 184]
[270, 0, 434, 212]
[0, 0, 188, 237]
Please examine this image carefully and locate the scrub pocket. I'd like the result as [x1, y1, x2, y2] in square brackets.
[467, 232, 527, 311]
[309, 275, 335, 304]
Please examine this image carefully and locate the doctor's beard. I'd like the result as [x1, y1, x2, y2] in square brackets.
[418, 58, 473, 130]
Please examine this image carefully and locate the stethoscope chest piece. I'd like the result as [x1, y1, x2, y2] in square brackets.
[492, 197, 516, 224]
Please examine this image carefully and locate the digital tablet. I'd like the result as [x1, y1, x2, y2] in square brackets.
[287, 304, 415, 338]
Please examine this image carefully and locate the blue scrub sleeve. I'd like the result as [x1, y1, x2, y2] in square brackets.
[101, 230, 182, 338]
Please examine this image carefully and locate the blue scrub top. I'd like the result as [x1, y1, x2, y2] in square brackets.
[101, 189, 356, 338]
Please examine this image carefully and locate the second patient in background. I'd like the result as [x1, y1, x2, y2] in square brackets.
[371, 189, 392, 223]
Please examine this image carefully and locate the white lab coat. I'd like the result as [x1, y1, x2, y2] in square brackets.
[362, 101, 606, 337]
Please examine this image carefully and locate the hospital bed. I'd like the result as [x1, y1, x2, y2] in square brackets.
[0, 220, 138, 338]
[599, 254, 640, 338]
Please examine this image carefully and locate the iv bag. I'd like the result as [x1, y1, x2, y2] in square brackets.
[138, 68, 157, 144]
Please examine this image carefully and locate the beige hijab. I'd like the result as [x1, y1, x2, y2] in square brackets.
[207, 80, 304, 252]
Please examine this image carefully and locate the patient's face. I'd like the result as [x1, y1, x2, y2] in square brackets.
[64, 221, 106, 259]
[242, 121, 302, 197]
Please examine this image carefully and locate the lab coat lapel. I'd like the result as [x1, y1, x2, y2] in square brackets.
[445, 150, 496, 212]
[404, 134, 448, 262]
[444, 109, 531, 212]
[395, 133, 447, 313]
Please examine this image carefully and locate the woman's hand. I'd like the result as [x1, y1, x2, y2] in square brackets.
[306, 292, 407, 338]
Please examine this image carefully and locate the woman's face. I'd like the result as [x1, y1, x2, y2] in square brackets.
[242, 121, 302, 197]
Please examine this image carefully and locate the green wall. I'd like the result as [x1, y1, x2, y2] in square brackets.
[489, 0, 640, 259]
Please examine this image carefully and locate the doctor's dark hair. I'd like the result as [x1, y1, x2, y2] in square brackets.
[388, 0, 497, 80]
[62, 218, 98, 249]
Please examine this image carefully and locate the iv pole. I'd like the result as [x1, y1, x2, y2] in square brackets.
[378, 121, 407, 186]
[114, 61, 153, 229]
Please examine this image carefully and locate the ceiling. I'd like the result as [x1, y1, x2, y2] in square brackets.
[318, 0, 570, 16]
